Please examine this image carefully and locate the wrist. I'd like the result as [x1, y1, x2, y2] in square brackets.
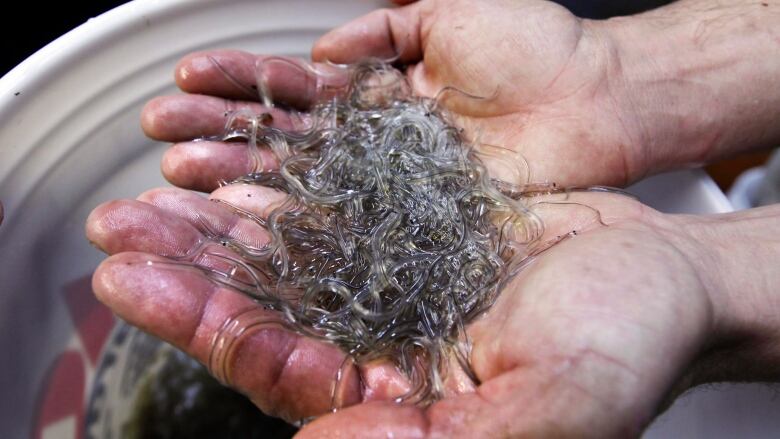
[671, 205, 780, 385]
[595, 1, 780, 176]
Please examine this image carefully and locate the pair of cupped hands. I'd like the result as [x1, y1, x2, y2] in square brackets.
[85, 0, 780, 437]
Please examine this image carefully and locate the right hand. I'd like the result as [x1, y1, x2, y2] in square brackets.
[86, 176, 780, 437]
[82, 183, 709, 436]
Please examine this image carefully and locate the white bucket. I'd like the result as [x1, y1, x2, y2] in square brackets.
[0, 1, 774, 438]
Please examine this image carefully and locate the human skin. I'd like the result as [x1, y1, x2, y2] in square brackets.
[89, 0, 780, 437]
[85, 184, 780, 438]
[141, 0, 780, 190]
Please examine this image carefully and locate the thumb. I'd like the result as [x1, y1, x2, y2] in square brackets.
[312, 2, 425, 64]
[295, 363, 650, 438]
[295, 401, 428, 439]
[295, 389, 513, 439]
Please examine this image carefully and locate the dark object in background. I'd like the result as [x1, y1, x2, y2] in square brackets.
[86, 323, 298, 439]
[554, 0, 672, 19]
[124, 349, 297, 439]
[758, 151, 780, 205]
[707, 151, 773, 191]
[1, 1, 127, 76]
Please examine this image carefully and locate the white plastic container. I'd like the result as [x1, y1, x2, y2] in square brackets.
[0, 1, 775, 438]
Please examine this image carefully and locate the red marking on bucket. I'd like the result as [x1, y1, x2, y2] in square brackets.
[33, 274, 117, 437]
[62, 275, 115, 366]
[33, 351, 86, 439]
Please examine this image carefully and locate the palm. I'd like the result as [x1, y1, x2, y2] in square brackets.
[456, 206, 709, 437]
[293, 192, 712, 437]
[317, 0, 641, 187]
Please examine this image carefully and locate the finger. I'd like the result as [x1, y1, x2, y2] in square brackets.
[208, 184, 289, 219]
[297, 364, 643, 438]
[86, 191, 270, 258]
[141, 94, 302, 142]
[134, 187, 275, 248]
[392, 0, 419, 5]
[175, 50, 260, 101]
[174, 50, 350, 110]
[298, 401, 427, 439]
[312, 3, 424, 64]
[85, 198, 203, 256]
[86, 195, 359, 419]
[92, 251, 363, 420]
[140, 186, 470, 398]
[160, 140, 278, 192]
[88, 193, 412, 418]
[297, 396, 493, 438]
[295, 392, 514, 438]
[138, 185, 292, 246]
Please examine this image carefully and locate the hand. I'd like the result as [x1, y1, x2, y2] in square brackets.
[86, 184, 724, 437]
[141, 0, 653, 190]
[142, 0, 780, 193]
[311, 0, 780, 185]
[312, 0, 649, 188]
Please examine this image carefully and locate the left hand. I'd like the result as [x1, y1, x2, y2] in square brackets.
[140, 0, 656, 191]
